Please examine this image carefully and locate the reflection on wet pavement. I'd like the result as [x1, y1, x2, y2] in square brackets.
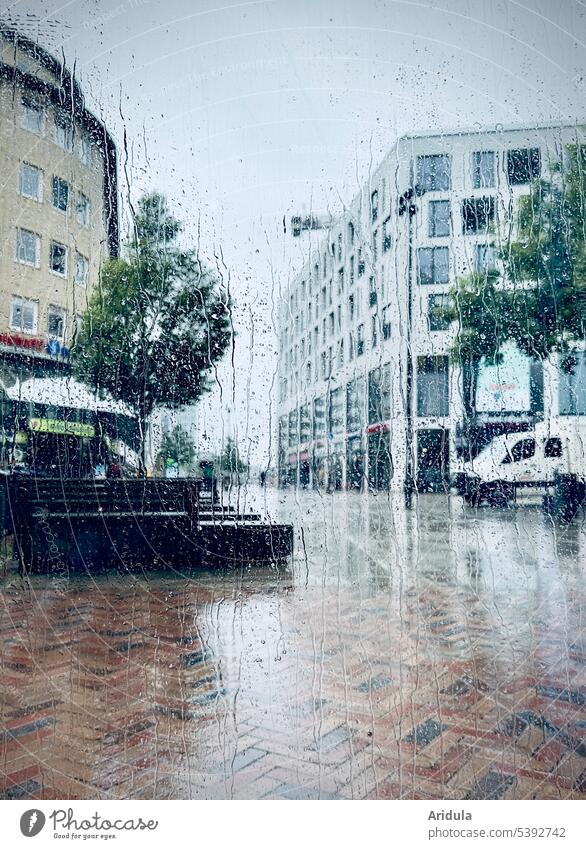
[1, 492, 585, 800]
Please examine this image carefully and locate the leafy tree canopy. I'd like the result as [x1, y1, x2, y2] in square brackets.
[216, 436, 248, 475]
[444, 144, 586, 367]
[156, 423, 196, 469]
[72, 193, 231, 466]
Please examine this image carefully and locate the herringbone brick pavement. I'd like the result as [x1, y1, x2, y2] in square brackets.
[1, 493, 585, 800]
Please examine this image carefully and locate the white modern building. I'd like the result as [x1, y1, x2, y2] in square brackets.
[277, 123, 586, 494]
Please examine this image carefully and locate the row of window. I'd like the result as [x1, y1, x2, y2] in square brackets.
[282, 296, 452, 399]
[9, 295, 79, 343]
[288, 147, 540, 313]
[20, 96, 92, 164]
[414, 148, 540, 195]
[280, 367, 393, 447]
[18, 163, 91, 224]
[15, 228, 89, 286]
[281, 356, 450, 445]
[427, 196, 496, 237]
[283, 241, 492, 361]
[281, 350, 586, 431]
[417, 243, 496, 285]
[284, 148, 540, 349]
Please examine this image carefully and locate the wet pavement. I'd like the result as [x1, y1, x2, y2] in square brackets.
[1, 489, 585, 800]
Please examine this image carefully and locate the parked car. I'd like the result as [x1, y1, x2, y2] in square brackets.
[454, 421, 585, 509]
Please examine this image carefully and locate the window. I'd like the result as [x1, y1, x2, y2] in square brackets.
[368, 365, 391, 424]
[369, 276, 377, 307]
[346, 378, 366, 433]
[288, 410, 298, 447]
[382, 305, 391, 340]
[462, 196, 495, 234]
[428, 200, 450, 237]
[20, 97, 44, 135]
[372, 229, 378, 262]
[371, 189, 379, 222]
[348, 293, 355, 321]
[16, 228, 40, 267]
[72, 314, 83, 345]
[348, 331, 355, 361]
[348, 221, 355, 245]
[417, 355, 449, 416]
[357, 323, 365, 356]
[502, 438, 536, 464]
[417, 154, 451, 192]
[19, 163, 42, 201]
[371, 314, 378, 348]
[80, 134, 92, 166]
[51, 176, 69, 212]
[329, 311, 335, 337]
[338, 340, 344, 369]
[417, 246, 449, 284]
[75, 253, 89, 287]
[49, 241, 68, 276]
[472, 151, 495, 188]
[329, 387, 345, 436]
[54, 111, 74, 151]
[559, 352, 586, 415]
[358, 249, 365, 277]
[338, 268, 344, 294]
[474, 243, 498, 273]
[427, 294, 450, 331]
[507, 148, 541, 185]
[337, 233, 343, 262]
[47, 306, 67, 341]
[382, 216, 392, 252]
[313, 396, 326, 438]
[544, 437, 562, 458]
[10, 297, 38, 334]
[349, 255, 355, 286]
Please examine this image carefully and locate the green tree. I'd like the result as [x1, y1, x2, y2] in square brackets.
[216, 436, 248, 476]
[443, 143, 586, 410]
[72, 193, 231, 472]
[156, 423, 196, 473]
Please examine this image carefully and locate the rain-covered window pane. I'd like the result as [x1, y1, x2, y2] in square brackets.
[559, 352, 586, 414]
[472, 150, 496, 188]
[427, 293, 450, 331]
[461, 196, 495, 233]
[417, 355, 449, 416]
[507, 147, 541, 184]
[19, 163, 42, 200]
[416, 153, 451, 191]
[417, 246, 449, 284]
[428, 200, 451, 236]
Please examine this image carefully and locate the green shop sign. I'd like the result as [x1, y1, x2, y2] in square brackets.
[28, 418, 95, 438]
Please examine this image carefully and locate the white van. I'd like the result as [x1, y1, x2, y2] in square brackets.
[455, 424, 568, 506]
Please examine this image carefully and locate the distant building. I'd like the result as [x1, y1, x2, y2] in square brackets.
[0, 29, 137, 458]
[277, 123, 586, 493]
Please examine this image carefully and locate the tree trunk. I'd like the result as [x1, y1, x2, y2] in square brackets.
[136, 406, 148, 478]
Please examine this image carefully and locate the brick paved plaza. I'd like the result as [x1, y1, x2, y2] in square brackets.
[1, 493, 585, 800]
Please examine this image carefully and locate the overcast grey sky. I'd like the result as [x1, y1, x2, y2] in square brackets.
[3, 0, 586, 464]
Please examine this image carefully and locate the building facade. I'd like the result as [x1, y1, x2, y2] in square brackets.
[0, 28, 118, 365]
[277, 123, 586, 493]
[0, 29, 140, 461]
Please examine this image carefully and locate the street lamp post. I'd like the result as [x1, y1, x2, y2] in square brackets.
[399, 180, 424, 508]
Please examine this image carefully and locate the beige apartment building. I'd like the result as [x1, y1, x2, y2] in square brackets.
[0, 27, 118, 365]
